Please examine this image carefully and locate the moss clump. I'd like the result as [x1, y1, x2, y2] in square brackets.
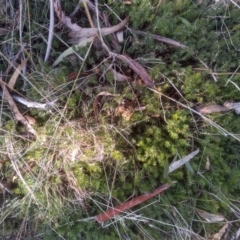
[1, 1, 240, 239]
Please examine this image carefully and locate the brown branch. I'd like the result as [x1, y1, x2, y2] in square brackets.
[95, 183, 170, 223]
[54, 0, 129, 43]
[0, 78, 36, 138]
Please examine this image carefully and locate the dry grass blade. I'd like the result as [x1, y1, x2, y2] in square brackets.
[235, 227, 240, 239]
[5, 137, 37, 201]
[0, 27, 9, 36]
[0, 181, 12, 194]
[52, 37, 93, 66]
[1, 47, 25, 78]
[8, 58, 28, 90]
[196, 209, 225, 222]
[44, 0, 55, 62]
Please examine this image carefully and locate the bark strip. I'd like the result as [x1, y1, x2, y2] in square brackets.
[95, 183, 170, 223]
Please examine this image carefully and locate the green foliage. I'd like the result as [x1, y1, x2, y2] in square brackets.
[1, 0, 240, 239]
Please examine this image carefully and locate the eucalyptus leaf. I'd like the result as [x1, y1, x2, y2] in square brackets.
[178, 17, 192, 28]
[52, 37, 94, 67]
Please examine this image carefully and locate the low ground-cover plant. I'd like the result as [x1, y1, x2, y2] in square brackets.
[0, 0, 240, 239]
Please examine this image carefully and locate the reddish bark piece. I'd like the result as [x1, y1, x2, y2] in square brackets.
[95, 183, 170, 223]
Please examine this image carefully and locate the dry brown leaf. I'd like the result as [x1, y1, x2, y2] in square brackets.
[8, 58, 28, 90]
[110, 67, 131, 82]
[209, 223, 229, 240]
[196, 209, 225, 222]
[116, 54, 156, 89]
[205, 156, 211, 170]
[115, 105, 133, 121]
[115, 105, 125, 116]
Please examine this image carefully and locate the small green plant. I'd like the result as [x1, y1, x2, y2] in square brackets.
[1, 1, 240, 239]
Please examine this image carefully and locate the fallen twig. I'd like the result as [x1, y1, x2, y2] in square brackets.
[68, 16, 129, 43]
[0, 77, 36, 138]
[131, 29, 186, 48]
[54, 0, 129, 44]
[8, 58, 28, 90]
[95, 183, 171, 223]
[0, 91, 58, 110]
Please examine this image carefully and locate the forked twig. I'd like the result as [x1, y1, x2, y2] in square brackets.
[53, 0, 129, 44]
[0, 77, 36, 138]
